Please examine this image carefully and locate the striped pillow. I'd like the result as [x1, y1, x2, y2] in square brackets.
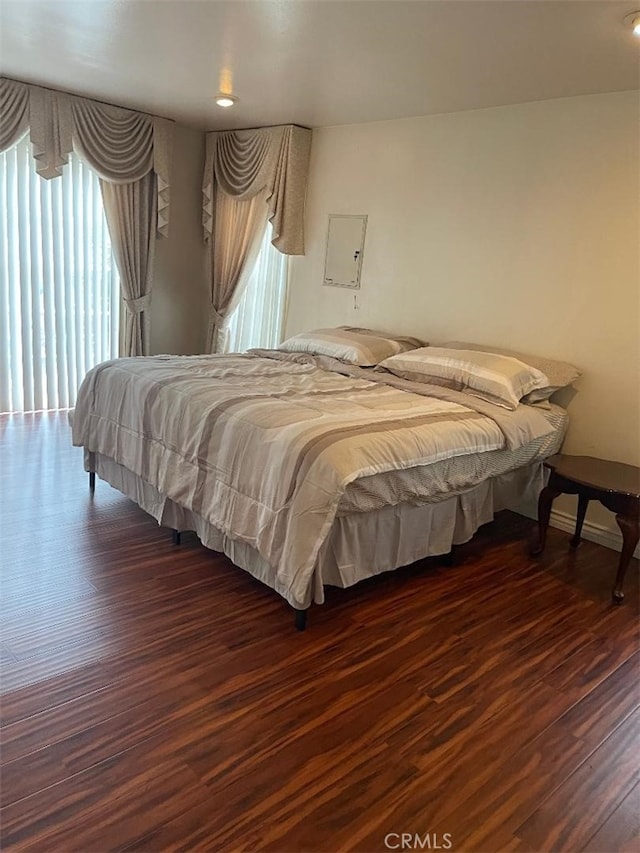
[442, 341, 581, 404]
[379, 347, 549, 410]
[278, 327, 425, 366]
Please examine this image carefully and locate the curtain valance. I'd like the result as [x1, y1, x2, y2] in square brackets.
[0, 77, 29, 151]
[0, 77, 173, 236]
[203, 124, 311, 255]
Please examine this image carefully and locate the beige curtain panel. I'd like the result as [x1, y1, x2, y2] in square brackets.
[0, 76, 173, 236]
[202, 124, 311, 255]
[101, 173, 158, 357]
[206, 189, 269, 352]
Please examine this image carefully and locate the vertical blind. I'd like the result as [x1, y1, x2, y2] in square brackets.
[0, 133, 119, 413]
[222, 223, 289, 353]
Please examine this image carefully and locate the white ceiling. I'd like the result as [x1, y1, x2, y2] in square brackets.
[1, 1, 638, 130]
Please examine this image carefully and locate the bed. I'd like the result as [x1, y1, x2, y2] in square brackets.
[71, 332, 575, 629]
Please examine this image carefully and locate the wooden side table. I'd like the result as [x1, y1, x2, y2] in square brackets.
[531, 454, 640, 604]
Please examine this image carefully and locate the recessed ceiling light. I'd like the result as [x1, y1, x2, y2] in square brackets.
[215, 93, 238, 108]
[623, 11, 640, 36]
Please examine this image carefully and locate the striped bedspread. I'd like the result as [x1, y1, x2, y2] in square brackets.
[71, 352, 553, 608]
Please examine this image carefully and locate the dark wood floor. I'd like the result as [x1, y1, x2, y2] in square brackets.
[1, 412, 638, 853]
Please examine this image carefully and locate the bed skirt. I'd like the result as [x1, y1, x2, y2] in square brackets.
[87, 451, 544, 607]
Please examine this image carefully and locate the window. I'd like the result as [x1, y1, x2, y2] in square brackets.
[0, 134, 120, 413]
[221, 222, 289, 353]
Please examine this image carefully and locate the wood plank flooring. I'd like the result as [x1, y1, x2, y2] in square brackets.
[1, 411, 638, 852]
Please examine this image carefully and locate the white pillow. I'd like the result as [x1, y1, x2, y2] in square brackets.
[379, 347, 549, 410]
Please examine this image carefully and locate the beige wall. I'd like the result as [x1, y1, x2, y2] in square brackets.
[150, 123, 208, 356]
[288, 91, 639, 543]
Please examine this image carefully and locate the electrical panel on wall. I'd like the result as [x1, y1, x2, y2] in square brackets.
[323, 214, 367, 289]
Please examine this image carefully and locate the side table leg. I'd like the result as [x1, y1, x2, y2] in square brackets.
[612, 514, 640, 604]
[570, 494, 589, 549]
[531, 485, 561, 557]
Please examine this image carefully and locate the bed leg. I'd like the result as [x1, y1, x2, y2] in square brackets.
[172, 529, 182, 546]
[440, 546, 455, 567]
[294, 609, 308, 631]
[89, 471, 95, 493]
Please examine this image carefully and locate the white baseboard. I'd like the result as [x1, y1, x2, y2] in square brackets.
[517, 506, 640, 560]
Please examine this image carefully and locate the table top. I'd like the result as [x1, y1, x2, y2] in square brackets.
[544, 454, 640, 499]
